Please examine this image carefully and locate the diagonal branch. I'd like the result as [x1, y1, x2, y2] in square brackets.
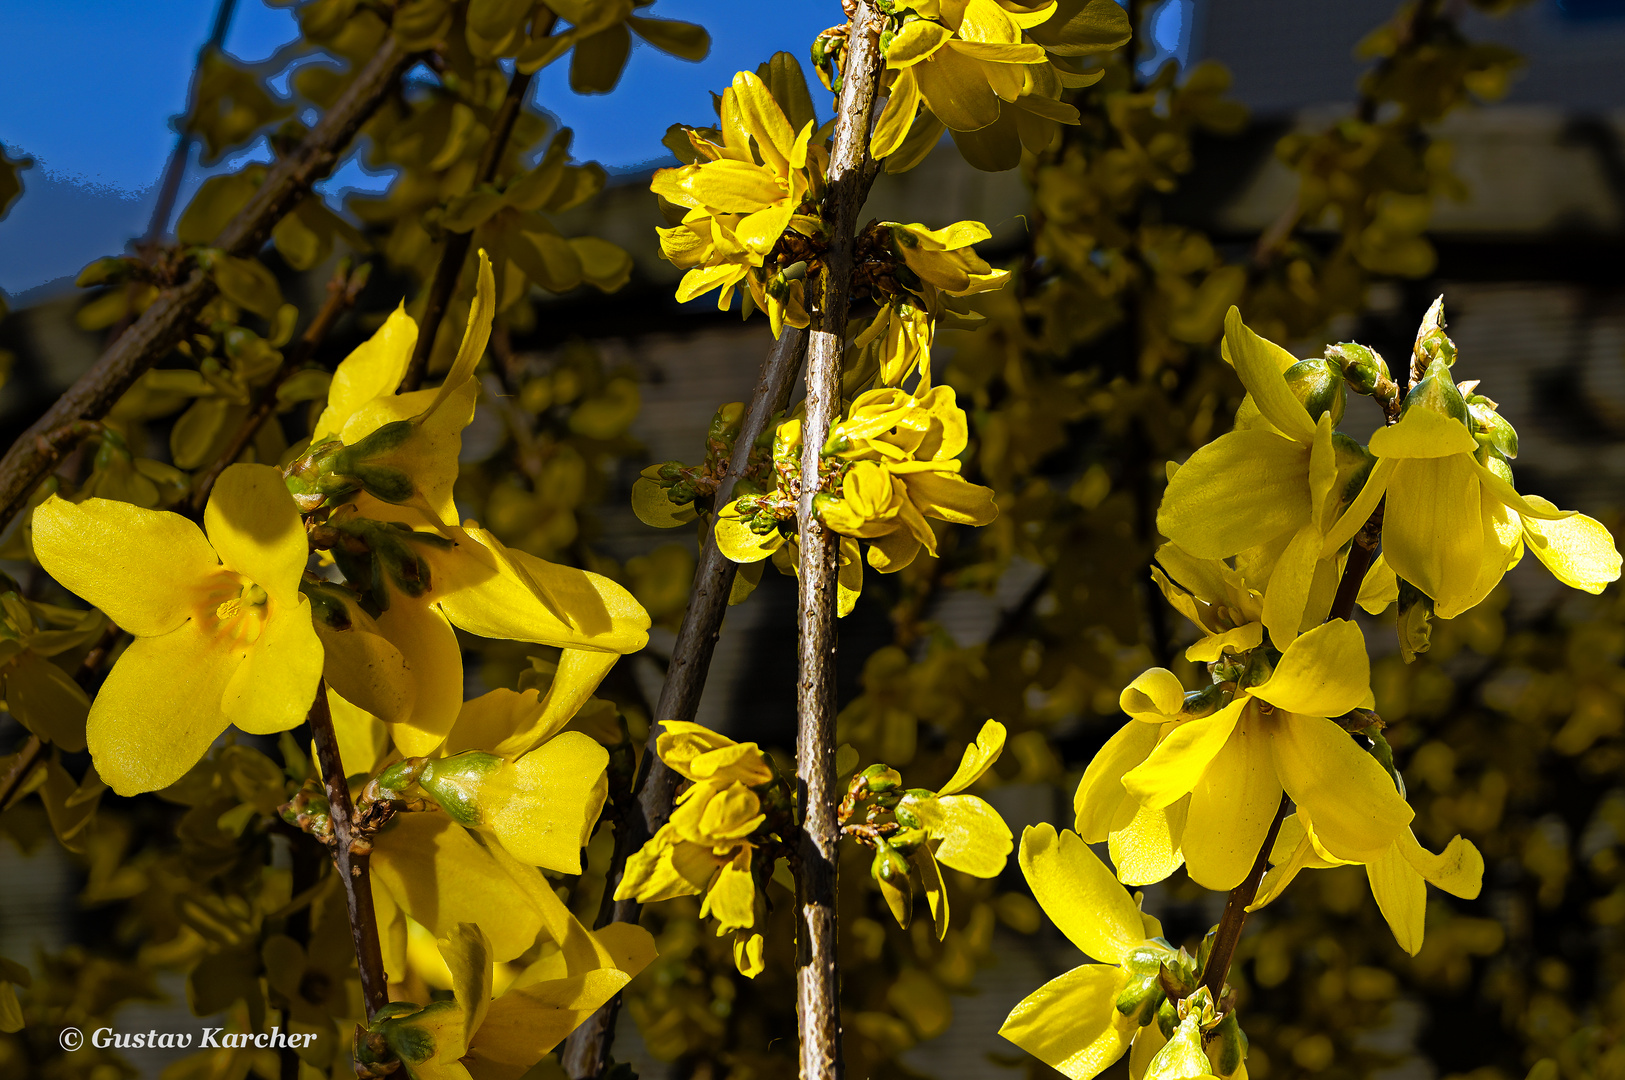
[794, 6, 886, 1079]
[560, 326, 808, 1080]
[0, 33, 413, 534]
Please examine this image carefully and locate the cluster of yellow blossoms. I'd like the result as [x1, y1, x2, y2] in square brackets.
[30, 252, 662, 1075]
[866, 0, 1132, 172]
[999, 304, 1621, 1079]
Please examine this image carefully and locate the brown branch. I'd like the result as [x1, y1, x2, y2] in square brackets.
[795, 7, 885, 1079]
[189, 259, 369, 513]
[307, 680, 389, 1020]
[0, 33, 413, 535]
[560, 326, 808, 1080]
[400, 18, 555, 393]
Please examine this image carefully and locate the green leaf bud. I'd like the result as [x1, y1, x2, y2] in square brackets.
[872, 837, 913, 928]
[351, 463, 416, 505]
[1122, 944, 1172, 976]
[861, 763, 904, 794]
[1157, 995, 1179, 1039]
[1114, 973, 1164, 1026]
[1283, 358, 1346, 427]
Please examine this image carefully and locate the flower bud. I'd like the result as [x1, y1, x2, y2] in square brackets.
[872, 837, 913, 929]
[1325, 341, 1389, 396]
[710, 402, 745, 445]
[1157, 995, 1179, 1039]
[861, 763, 904, 794]
[1402, 358, 1471, 425]
[1122, 944, 1172, 976]
[417, 751, 504, 826]
[1283, 358, 1346, 427]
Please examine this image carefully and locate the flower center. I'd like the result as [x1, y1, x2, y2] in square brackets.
[198, 574, 270, 647]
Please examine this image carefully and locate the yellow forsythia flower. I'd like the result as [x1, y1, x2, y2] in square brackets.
[33, 463, 322, 795]
[1086, 621, 1413, 892]
[1158, 309, 1364, 650]
[1323, 356, 1621, 618]
[1000, 824, 1173, 1079]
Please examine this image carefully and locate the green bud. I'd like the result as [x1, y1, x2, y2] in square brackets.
[861, 763, 904, 793]
[1283, 358, 1346, 427]
[657, 461, 685, 482]
[350, 463, 415, 505]
[668, 481, 699, 505]
[872, 837, 913, 928]
[300, 580, 355, 631]
[1156, 995, 1179, 1039]
[1206, 1010, 1248, 1078]
[417, 751, 503, 826]
[710, 402, 745, 444]
[1325, 341, 1389, 396]
[749, 512, 780, 536]
[1469, 398, 1519, 459]
[343, 418, 416, 459]
[888, 826, 928, 855]
[1402, 358, 1471, 427]
[1181, 683, 1229, 719]
[1114, 973, 1164, 1026]
[780, 260, 808, 282]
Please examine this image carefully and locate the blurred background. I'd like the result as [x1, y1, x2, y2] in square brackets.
[2, 1, 1624, 1078]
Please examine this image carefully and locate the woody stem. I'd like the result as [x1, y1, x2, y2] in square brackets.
[307, 679, 389, 1020]
[794, 6, 885, 1079]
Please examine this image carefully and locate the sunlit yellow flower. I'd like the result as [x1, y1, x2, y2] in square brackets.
[920, 717, 1014, 877]
[1000, 824, 1173, 1079]
[1149, 542, 1264, 663]
[884, 221, 1012, 298]
[32, 463, 322, 795]
[1255, 813, 1483, 956]
[1110, 621, 1411, 891]
[1322, 358, 1620, 618]
[615, 722, 784, 976]
[1159, 309, 1362, 649]
[653, 70, 821, 320]
[851, 297, 936, 389]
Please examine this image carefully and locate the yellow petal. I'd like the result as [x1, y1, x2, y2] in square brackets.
[700, 847, 757, 932]
[370, 814, 543, 962]
[1398, 828, 1483, 898]
[904, 470, 998, 526]
[998, 964, 1133, 1080]
[1319, 457, 1395, 557]
[446, 650, 618, 759]
[664, 158, 785, 213]
[1157, 429, 1311, 560]
[913, 844, 950, 941]
[86, 622, 233, 795]
[435, 525, 650, 654]
[715, 503, 784, 563]
[376, 598, 464, 757]
[730, 71, 796, 174]
[886, 19, 952, 67]
[204, 463, 310, 605]
[313, 302, 417, 440]
[316, 601, 415, 727]
[1119, 668, 1186, 722]
[933, 794, 1012, 877]
[938, 718, 1006, 795]
[1019, 823, 1145, 963]
[1368, 404, 1478, 460]
[219, 594, 323, 735]
[1250, 618, 1368, 718]
[1185, 623, 1264, 664]
[31, 495, 213, 638]
[466, 969, 632, 1072]
[1365, 840, 1426, 955]
[1074, 720, 1158, 842]
[1121, 698, 1245, 810]
[486, 732, 610, 874]
[1357, 554, 1399, 614]
[1521, 495, 1621, 594]
[1271, 715, 1413, 863]
[1109, 799, 1188, 888]
[872, 67, 923, 158]
[1260, 522, 1320, 652]
[439, 923, 493, 1053]
[327, 687, 389, 779]
[1381, 455, 1484, 607]
[1180, 713, 1283, 891]
[424, 250, 496, 423]
[914, 46, 1002, 131]
[1222, 307, 1315, 444]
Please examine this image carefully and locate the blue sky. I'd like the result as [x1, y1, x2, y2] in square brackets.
[0, 0, 1185, 297]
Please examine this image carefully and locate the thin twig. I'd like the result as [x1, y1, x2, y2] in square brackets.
[307, 681, 389, 1020]
[143, 0, 241, 247]
[400, 18, 555, 393]
[560, 327, 808, 1080]
[795, 6, 885, 1078]
[0, 736, 41, 810]
[189, 260, 369, 513]
[0, 34, 413, 535]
